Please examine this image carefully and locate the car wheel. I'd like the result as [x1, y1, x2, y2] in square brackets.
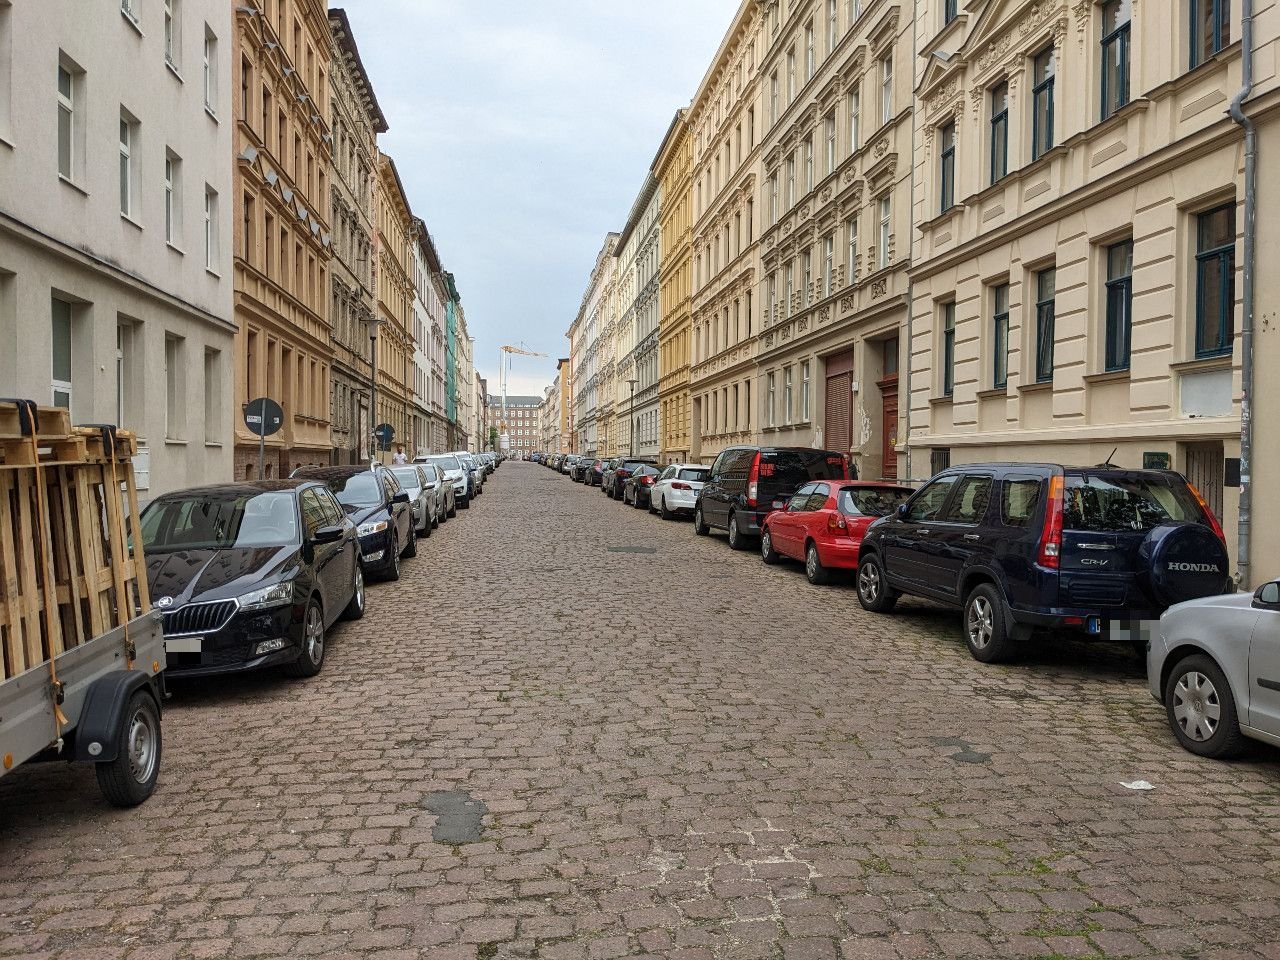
[804, 542, 832, 585]
[94, 689, 161, 808]
[448, 499, 458, 518]
[459, 495, 470, 510]
[856, 554, 898, 613]
[660, 497, 673, 521]
[963, 584, 1015, 663]
[727, 513, 749, 551]
[284, 598, 325, 678]
[633, 492, 644, 509]
[1164, 654, 1248, 758]
[761, 528, 781, 565]
[342, 563, 365, 620]
[384, 535, 401, 581]
[422, 512, 433, 537]
[694, 505, 710, 536]
[403, 523, 417, 558]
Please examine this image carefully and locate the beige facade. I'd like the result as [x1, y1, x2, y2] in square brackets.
[570, 235, 619, 456]
[656, 110, 695, 465]
[0, 0, 236, 497]
[689, 1, 765, 465]
[557, 357, 572, 452]
[907, 0, 1278, 575]
[233, 0, 335, 479]
[327, 8, 385, 465]
[613, 174, 662, 460]
[756, 0, 913, 480]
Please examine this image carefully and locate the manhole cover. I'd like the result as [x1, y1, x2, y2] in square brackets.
[607, 546, 657, 554]
[422, 790, 488, 844]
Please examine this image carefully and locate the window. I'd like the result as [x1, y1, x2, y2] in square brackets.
[823, 235, 834, 296]
[1191, 0, 1230, 67]
[828, 0, 839, 52]
[770, 71, 779, 124]
[1105, 240, 1133, 370]
[164, 151, 181, 243]
[939, 121, 956, 212]
[848, 87, 860, 154]
[203, 27, 217, 113]
[767, 372, 776, 426]
[825, 111, 837, 174]
[1001, 477, 1044, 528]
[944, 0, 959, 24]
[992, 283, 1010, 388]
[848, 0, 862, 25]
[905, 475, 958, 522]
[242, 192, 254, 263]
[165, 334, 184, 439]
[767, 273, 777, 322]
[880, 54, 893, 125]
[118, 111, 137, 218]
[941, 475, 993, 524]
[1101, 0, 1131, 120]
[846, 217, 858, 285]
[203, 186, 218, 270]
[164, 0, 179, 68]
[877, 197, 890, 271]
[1035, 267, 1056, 383]
[121, 0, 138, 24]
[801, 361, 811, 420]
[51, 297, 73, 409]
[204, 348, 222, 442]
[784, 367, 794, 424]
[803, 138, 813, 193]
[785, 262, 794, 316]
[787, 48, 796, 102]
[990, 83, 1009, 183]
[942, 302, 956, 397]
[1032, 48, 1055, 160]
[57, 62, 75, 180]
[769, 174, 779, 223]
[1196, 204, 1235, 358]
[240, 55, 251, 121]
[805, 23, 815, 81]
[786, 156, 796, 207]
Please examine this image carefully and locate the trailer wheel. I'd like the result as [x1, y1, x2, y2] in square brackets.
[95, 690, 161, 808]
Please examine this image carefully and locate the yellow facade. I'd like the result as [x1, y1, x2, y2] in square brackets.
[373, 153, 415, 460]
[656, 109, 694, 465]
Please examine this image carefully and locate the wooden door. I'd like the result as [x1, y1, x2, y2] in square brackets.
[879, 375, 899, 480]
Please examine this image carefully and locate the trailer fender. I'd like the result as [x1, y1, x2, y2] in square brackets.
[72, 671, 161, 764]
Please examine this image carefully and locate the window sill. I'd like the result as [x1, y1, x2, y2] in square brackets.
[164, 438, 188, 446]
[121, 8, 144, 36]
[1019, 381, 1053, 394]
[166, 241, 186, 256]
[204, 105, 219, 124]
[976, 387, 1007, 400]
[1174, 354, 1233, 372]
[59, 175, 89, 197]
[1083, 369, 1131, 384]
[165, 59, 184, 83]
[205, 267, 222, 279]
[930, 395, 954, 406]
[0, 132, 12, 151]
[205, 441, 223, 449]
[121, 213, 143, 232]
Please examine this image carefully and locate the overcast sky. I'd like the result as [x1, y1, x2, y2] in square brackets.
[341, 2, 736, 399]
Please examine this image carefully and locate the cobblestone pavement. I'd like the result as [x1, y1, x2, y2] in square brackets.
[2, 461, 1280, 960]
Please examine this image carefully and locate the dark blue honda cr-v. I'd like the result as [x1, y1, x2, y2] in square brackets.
[855, 463, 1231, 662]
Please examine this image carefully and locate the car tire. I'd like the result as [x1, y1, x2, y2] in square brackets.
[403, 524, 417, 558]
[659, 497, 672, 520]
[633, 492, 644, 509]
[1164, 653, 1248, 758]
[383, 535, 401, 581]
[963, 583, 1016, 664]
[283, 598, 325, 679]
[761, 528, 781, 565]
[694, 505, 710, 536]
[727, 513, 749, 551]
[342, 563, 365, 621]
[805, 542, 831, 585]
[856, 553, 898, 613]
[448, 498, 458, 518]
[459, 496, 470, 510]
[95, 689, 161, 808]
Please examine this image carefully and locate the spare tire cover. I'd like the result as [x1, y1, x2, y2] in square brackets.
[1140, 522, 1231, 607]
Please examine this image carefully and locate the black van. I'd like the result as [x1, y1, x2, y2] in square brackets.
[694, 446, 852, 550]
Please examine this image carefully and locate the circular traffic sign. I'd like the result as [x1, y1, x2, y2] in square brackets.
[243, 397, 284, 437]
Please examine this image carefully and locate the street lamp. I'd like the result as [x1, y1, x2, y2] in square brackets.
[365, 315, 385, 467]
[626, 377, 639, 458]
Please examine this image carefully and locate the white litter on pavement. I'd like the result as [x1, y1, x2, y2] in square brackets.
[1120, 780, 1156, 791]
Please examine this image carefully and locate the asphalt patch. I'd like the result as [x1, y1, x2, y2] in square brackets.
[930, 736, 992, 765]
[422, 790, 487, 844]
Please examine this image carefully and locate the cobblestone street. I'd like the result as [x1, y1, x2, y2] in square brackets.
[1, 462, 1279, 959]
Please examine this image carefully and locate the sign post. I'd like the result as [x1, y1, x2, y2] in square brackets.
[243, 397, 285, 479]
[373, 423, 394, 464]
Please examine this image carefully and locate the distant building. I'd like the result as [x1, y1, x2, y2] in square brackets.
[490, 394, 542, 458]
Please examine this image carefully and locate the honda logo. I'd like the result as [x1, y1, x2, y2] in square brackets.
[1168, 562, 1220, 573]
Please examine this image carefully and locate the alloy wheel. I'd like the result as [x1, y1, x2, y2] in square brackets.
[966, 595, 994, 650]
[305, 603, 325, 665]
[806, 546, 818, 579]
[1172, 671, 1222, 742]
[858, 564, 881, 603]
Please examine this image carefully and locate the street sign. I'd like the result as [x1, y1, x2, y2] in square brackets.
[243, 398, 284, 437]
[374, 423, 394, 451]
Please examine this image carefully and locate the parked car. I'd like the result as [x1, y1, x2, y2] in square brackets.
[855, 463, 1232, 663]
[416, 462, 455, 522]
[694, 446, 852, 550]
[586, 458, 609, 486]
[762, 481, 914, 585]
[570, 457, 594, 482]
[140, 480, 364, 679]
[559, 455, 575, 475]
[605, 458, 658, 500]
[293, 465, 416, 579]
[650, 464, 710, 519]
[622, 464, 662, 509]
[415, 454, 468, 512]
[1148, 580, 1280, 758]
[453, 452, 484, 496]
[389, 465, 438, 537]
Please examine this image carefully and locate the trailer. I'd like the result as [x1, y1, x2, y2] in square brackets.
[0, 399, 165, 807]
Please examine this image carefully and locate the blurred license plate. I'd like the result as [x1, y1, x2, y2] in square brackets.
[166, 636, 203, 653]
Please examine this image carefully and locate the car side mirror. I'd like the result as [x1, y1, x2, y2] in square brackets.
[896, 503, 909, 519]
[392, 491, 410, 505]
[1254, 581, 1280, 609]
[311, 524, 344, 545]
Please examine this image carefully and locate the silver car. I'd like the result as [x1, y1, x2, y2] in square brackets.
[1148, 579, 1280, 758]
[415, 462, 455, 524]
[649, 463, 710, 519]
[389, 465, 438, 536]
[453, 452, 484, 496]
[416, 454, 469, 510]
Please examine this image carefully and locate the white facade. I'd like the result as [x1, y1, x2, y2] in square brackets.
[0, 0, 235, 495]
[571, 234, 619, 456]
[614, 175, 662, 459]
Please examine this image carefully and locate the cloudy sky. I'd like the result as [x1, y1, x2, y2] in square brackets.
[342, 2, 737, 399]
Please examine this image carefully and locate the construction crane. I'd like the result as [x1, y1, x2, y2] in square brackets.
[498, 344, 548, 453]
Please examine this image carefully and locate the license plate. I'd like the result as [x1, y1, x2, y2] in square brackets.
[166, 636, 203, 653]
[1085, 616, 1102, 636]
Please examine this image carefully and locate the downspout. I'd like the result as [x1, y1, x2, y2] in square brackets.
[903, 0, 920, 483]
[1229, 0, 1256, 588]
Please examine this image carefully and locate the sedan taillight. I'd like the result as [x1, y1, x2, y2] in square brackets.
[671, 482, 691, 490]
[827, 514, 851, 537]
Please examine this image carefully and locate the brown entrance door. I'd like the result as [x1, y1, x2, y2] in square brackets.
[824, 350, 855, 453]
[878, 375, 898, 480]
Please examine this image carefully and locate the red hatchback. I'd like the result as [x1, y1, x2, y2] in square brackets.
[761, 481, 914, 585]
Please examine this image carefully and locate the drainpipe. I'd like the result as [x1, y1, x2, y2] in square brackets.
[1229, 0, 1256, 589]
[903, 0, 919, 484]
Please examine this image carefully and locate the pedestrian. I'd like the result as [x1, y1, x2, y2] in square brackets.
[392, 444, 408, 465]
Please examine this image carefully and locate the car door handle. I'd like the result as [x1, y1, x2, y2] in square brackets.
[964, 534, 981, 541]
[916, 529, 931, 536]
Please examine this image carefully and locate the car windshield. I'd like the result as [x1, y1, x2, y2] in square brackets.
[761, 450, 847, 486]
[141, 490, 299, 551]
[1063, 473, 1204, 533]
[839, 486, 913, 517]
[425, 456, 461, 472]
[677, 468, 709, 482]
[621, 461, 650, 471]
[319, 472, 382, 509]
[390, 467, 422, 491]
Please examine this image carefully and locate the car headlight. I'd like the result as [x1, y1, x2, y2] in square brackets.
[237, 581, 294, 611]
[358, 520, 389, 536]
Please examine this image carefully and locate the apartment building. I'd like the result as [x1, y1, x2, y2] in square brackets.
[232, 0, 334, 478]
[495, 394, 541, 458]
[656, 109, 695, 465]
[570, 235, 620, 456]
[0, 0, 236, 496]
[613, 174, 662, 460]
[689, 1, 765, 465]
[372, 152, 414, 461]
[756, 0, 912, 480]
[455, 307, 473, 451]
[413, 218, 450, 454]
[557, 357, 572, 453]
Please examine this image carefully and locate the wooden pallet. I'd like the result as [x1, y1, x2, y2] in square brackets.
[0, 402, 149, 681]
[0, 404, 71, 443]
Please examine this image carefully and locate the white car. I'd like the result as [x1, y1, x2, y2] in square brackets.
[415, 454, 469, 511]
[649, 464, 711, 520]
[1148, 579, 1280, 758]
